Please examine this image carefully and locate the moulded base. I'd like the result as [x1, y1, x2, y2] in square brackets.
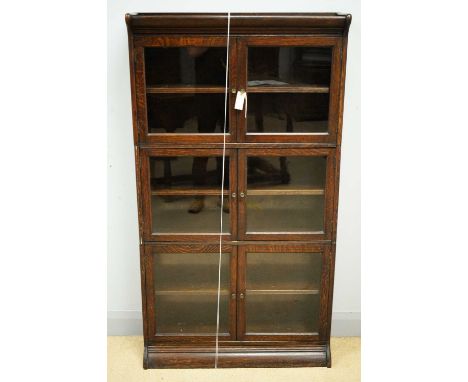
[143, 343, 330, 368]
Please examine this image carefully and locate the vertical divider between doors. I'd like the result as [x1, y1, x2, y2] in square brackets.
[237, 149, 247, 240]
[237, 38, 247, 142]
[237, 245, 246, 340]
[229, 149, 238, 240]
[229, 38, 238, 142]
[230, 245, 238, 340]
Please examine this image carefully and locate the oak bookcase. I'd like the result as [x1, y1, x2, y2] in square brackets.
[126, 12, 351, 369]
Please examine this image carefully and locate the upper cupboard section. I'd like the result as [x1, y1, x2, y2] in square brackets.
[132, 36, 343, 144]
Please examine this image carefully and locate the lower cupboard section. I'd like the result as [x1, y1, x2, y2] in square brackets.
[144, 243, 331, 344]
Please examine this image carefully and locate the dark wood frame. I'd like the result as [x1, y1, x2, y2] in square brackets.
[144, 243, 238, 342]
[238, 147, 335, 241]
[237, 36, 342, 144]
[126, 12, 352, 369]
[237, 243, 331, 342]
[140, 147, 238, 242]
[134, 36, 238, 145]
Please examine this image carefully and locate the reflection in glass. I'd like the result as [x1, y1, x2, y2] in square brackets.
[152, 196, 229, 233]
[248, 47, 332, 86]
[150, 156, 229, 190]
[145, 47, 227, 86]
[247, 156, 325, 189]
[145, 47, 229, 135]
[247, 47, 332, 134]
[246, 156, 326, 233]
[150, 156, 229, 234]
[147, 94, 229, 134]
[247, 93, 329, 133]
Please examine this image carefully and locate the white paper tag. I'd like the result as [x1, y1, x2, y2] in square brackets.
[234, 90, 246, 110]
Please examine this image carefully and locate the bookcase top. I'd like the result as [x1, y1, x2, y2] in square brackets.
[125, 13, 352, 36]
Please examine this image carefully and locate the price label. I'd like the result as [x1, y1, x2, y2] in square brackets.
[234, 90, 246, 110]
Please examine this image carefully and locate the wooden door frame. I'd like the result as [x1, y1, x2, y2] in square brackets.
[237, 147, 335, 241]
[140, 147, 238, 242]
[144, 243, 238, 343]
[236, 243, 331, 342]
[236, 36, 342, 144]
[133, 35, 238, 145]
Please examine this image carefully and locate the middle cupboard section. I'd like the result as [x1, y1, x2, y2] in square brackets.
[140, 147, 335, 241]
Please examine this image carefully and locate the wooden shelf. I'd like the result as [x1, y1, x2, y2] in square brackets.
[247, 289, 320, 295]
[156, 289, 319, 296]
[146, 85, 226, 94]
[152, 185, 324, 196]
[155, 290, 230, 296]
[247, 84, 329, 94]
[147, 84, 330, 94]
[152, 188, 229, 196]
[248, 188, 324, 196]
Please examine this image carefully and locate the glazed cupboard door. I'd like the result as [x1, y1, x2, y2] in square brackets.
[140, 148, 237, 241]
[236, 36, 342, 143]
[133, 36, 237, 144]
[237, 244, 331, 341]
[237, 148, 335, 241]
[144, 244, 237, 341]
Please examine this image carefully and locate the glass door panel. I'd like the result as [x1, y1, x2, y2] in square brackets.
[155, 293, 229, 335]
[147, 93, 229, 134]
[145, 47, 228, 87]
[153, 252, 230, 335]
[239, 149, 332, 240]
[145, 47, 229, 136]
[245, 293, 319, 333]
[142, 149, 236, 241]
[239, 38, 341, 142]
[246, 195, 324, 232]
[147, 245, 236, 339]
[246, 252, 322, 290]
[247, 93, 329, 134]
[239, 246, 327, 339]
[247, 47, 331, 135]
[150, 155, 230, 234]
[248, 47, 332, 87]
[134, 37, 236, 143]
